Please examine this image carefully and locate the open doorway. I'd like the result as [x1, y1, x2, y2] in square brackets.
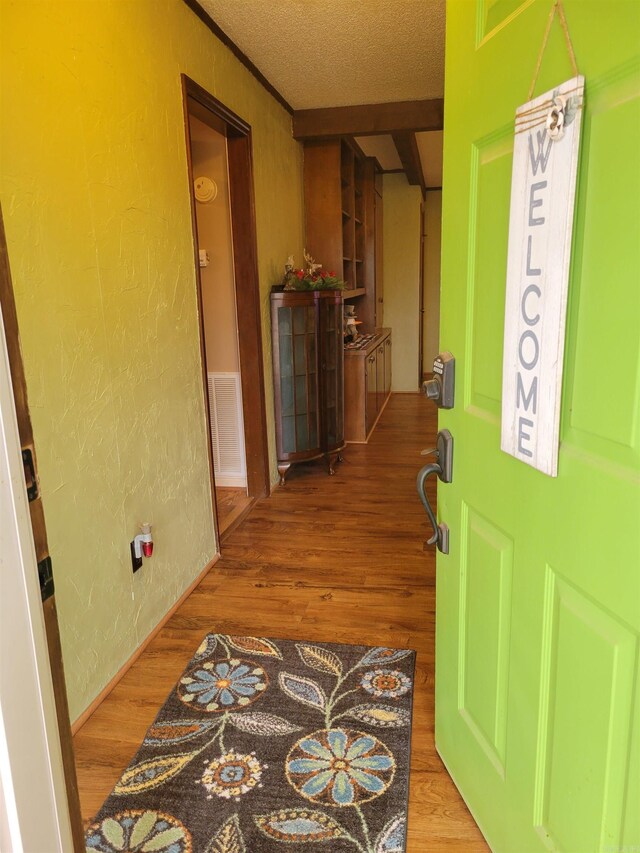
[182, 78, 270, 542]
[422, 188, 442, 381]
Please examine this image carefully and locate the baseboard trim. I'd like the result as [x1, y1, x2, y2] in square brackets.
[71, 554, 220, 735]
[345, 392, 393, 444]
[219, 496, 257, 541]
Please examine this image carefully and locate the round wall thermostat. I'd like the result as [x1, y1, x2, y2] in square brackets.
[194, 176, 218, 203]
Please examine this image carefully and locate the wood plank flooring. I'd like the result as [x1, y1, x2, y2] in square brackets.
[73, 393, 488, 851]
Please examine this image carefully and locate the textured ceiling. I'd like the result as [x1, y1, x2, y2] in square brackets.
[197, 0, 446, 110]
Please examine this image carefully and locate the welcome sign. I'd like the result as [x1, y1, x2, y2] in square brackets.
[501, 76, 584, 477]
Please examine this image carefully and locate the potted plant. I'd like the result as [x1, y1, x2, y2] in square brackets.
[279, 251, 345, 291]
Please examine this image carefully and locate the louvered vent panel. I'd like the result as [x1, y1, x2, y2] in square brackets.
[207, 373, 247, 487]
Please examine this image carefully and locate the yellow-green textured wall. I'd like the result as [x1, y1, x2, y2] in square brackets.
[383, 174, 423, 392]
[0, 0, 304, 720]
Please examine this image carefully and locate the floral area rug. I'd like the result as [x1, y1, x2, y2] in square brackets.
[85, 634, 416, 853]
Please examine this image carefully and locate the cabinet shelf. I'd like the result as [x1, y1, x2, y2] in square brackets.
[343, 287, 366, 299]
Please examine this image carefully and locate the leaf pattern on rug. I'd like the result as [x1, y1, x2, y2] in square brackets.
[226, 635, 283, 659]
[343, 704, 411, 728]
[114, 752, 197, 795]
[194, 633, 218, 661]
[296, 643, 343, 676]
[85, 809, 192, 853]
[254, 809, 346, 843]
[204, 814, 246, 853]
[355, 647, 414, 668]
[227, 710, 303, 736]
[278, 671, 327, 711]
[375, 814, 406, 852]
[144, 719, 218, 745]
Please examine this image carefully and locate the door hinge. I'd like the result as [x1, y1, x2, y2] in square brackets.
[22, 447, 39, 501]
[38, 556, 55, 602]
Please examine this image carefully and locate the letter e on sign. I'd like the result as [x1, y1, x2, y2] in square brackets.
[501, 77, 584, 477]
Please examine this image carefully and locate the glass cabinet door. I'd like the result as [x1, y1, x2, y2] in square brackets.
[277, 304, 319, 455]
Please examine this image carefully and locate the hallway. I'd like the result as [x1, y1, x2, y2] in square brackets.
[74, 393, 488, 851]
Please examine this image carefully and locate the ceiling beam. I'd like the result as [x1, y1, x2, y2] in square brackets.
[293, 99, 443, 140]
[392, 132, 426, 194]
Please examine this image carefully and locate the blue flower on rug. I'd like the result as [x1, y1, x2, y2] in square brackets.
[85, 809, 192, 852]
[361, 668, 412, 699]
[177, 658, 267, 713]
[286, 727, 395, 807]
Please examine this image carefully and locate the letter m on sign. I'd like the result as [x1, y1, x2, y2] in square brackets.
[501, 77, 584, 477]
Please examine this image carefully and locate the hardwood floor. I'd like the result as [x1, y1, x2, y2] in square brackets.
[73, 393, 488, 851]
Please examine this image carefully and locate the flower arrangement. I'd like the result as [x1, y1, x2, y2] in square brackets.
[281, 251, 345, 291]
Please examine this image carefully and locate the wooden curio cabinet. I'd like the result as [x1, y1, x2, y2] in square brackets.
[271, 288, 344, 484]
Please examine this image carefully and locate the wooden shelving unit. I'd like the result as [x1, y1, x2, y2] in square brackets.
[303, 139, 380, 331]
[302, 139, 387, 444]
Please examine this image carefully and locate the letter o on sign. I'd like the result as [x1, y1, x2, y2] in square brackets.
[519, 330, 539, 370]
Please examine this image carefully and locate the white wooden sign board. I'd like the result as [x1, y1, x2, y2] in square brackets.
[501, 76, 584, 477]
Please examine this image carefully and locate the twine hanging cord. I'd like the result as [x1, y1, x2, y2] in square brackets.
[528, 0, 579, 101]
[513, 0, 581, 135]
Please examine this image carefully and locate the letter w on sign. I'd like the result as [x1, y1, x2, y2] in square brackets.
[501, 76, 584, 477]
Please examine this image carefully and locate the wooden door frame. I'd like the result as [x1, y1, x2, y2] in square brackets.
[418, 200, 425, 385]
[0, 209, 84, 850]
[181, 76, 271, 519]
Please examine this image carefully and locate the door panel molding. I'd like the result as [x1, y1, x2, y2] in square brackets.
[534, 565, 637, 850]
[476, 0, 536, 48]
[464, 129, 512, 419]
[458, 503, 514, 777]
[561, 64, 640, 469]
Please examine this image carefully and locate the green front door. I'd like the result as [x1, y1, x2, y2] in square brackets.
[437, 2, 640, 850]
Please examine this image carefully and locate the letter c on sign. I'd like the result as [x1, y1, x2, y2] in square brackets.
[521, 284, 541, 326]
